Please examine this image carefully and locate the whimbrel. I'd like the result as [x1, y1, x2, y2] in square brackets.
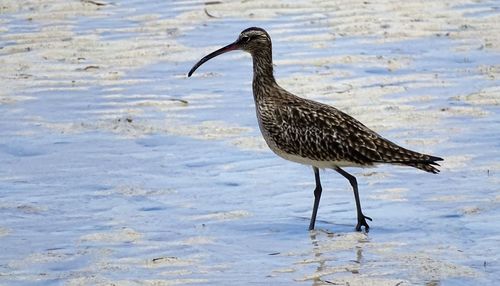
[188, 27, 443, 231]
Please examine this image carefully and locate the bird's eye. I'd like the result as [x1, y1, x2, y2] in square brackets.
[240, 35, 251, 43]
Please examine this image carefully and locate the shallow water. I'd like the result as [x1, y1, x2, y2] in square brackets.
[1, 1, 499, 285]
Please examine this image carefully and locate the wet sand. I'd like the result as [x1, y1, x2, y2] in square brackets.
[1, 0, 499, 285]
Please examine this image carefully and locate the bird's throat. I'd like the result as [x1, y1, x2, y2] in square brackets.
[251, 50, 275, 84]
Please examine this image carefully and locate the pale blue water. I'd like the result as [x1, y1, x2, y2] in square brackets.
[1, 1, 499, 285]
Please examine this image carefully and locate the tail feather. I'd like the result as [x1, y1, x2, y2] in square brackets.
[406, 159, 442, 174]
[352, 130, 444, 173]
[373, 137, 444, 173]
[392, 155, 443, 174]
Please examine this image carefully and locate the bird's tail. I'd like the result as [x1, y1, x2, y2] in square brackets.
[374, 137, 444, 174]
[403, 155, 443, 174]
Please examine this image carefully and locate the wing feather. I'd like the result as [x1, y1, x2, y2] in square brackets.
[258, 95, 440, 169]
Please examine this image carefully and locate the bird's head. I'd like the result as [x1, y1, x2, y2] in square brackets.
[236, 27, 272, 54]
[188, 27, 271, 77]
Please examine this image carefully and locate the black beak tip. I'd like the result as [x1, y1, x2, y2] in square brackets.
[187, 66, 197, 77]
[187, 41, 238, 79]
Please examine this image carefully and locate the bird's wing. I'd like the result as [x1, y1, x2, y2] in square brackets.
[260, 96, 437, 166]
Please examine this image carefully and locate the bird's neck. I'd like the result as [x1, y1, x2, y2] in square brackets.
[251, 50, 276, 101]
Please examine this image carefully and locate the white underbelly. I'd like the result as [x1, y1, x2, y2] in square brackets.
[255, 107, 366, 169]
[272, 148, 367, 169]
[257, 123, 364, 169]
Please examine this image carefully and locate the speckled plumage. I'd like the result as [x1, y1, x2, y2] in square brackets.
[255, 86, 441, 172]
[188, 27, 443, 231]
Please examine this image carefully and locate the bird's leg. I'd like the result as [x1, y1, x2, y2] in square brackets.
[308, 167, 322, 231]
[334, 167, 372, 232]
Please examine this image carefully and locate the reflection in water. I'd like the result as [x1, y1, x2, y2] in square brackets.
[308, 230, 367, 285]
[303, 230, 456, 285]
[309, 231, 326, 285]
[354, 247, 362, 271]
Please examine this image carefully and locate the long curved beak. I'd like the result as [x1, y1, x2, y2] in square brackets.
[188, 40, 240, 77]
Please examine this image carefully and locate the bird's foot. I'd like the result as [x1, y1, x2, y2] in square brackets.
[355, 214, 372, 232]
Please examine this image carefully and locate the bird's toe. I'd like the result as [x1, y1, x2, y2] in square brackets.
[355, 215, 371, 232]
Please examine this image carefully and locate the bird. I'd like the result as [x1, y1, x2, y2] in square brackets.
[188, 27, 443, 231]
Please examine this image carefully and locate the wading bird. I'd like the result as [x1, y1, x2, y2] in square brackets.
[188, 27, 443, 231]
